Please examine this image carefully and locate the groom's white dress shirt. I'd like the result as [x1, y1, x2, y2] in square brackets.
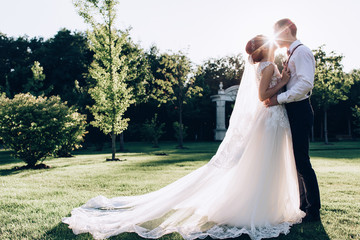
[277, 40, 315, 104]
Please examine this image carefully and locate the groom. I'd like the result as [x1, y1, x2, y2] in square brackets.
[265, 18, 321, 222]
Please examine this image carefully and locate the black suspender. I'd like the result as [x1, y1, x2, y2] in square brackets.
[285, 44, 303, 66]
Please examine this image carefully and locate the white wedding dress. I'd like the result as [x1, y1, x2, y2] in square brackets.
[62, 60, 305, 240]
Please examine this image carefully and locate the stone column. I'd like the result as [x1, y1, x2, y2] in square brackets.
[214, 82, 226, 140]
[214, 99, 226, 140]
[210, 83, 239, 141]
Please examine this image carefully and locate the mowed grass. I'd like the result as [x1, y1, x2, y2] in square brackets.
[0, 141, 359, 240]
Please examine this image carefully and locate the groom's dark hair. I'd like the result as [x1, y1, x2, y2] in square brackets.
[275, 18, 297, 37]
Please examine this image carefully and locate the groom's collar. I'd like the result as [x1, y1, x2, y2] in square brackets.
[289, 40, 302, 53]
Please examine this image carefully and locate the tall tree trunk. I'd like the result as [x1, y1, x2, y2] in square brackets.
[320, 119, 324, 140]
[108, 4, 116, 158]
[324, 108, 329, 144]
[154, 137, 159, 148]
[119, 132, 124, 151]
[111, 130, 116, 159]
[178, 104, 183, 148]
[348, 117, 352, 137]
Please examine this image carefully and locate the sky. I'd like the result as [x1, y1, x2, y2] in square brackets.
[0, 0, 359, 72]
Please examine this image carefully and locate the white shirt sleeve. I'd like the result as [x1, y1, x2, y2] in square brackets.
[277, 50, 315, 104]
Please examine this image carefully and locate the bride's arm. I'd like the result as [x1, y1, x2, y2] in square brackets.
[258, 65, 290, 101]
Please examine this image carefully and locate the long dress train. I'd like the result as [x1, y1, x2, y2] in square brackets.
[62, 60, 305, 240]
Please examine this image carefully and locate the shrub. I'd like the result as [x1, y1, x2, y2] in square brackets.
[141, 114, 165, 148]
[55, 114, 87, 157]
[173, 121, 187, 143]
[0, 93, 87, 168]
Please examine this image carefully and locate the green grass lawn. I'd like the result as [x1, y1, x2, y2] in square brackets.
[0, 141, 359, 240]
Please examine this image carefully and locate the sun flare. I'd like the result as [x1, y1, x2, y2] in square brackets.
[268, 34, 279, 47]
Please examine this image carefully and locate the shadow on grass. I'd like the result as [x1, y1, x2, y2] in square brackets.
[0, 168, 21, 176]
[46, 221, 329, 240]
[0, 164, 59, 177]
[0, 150, 25, 176]
[45, 222, 94, 240]
[309, 141, 360, 159]
[275, 221, 330, 240]
[310, 148, 360, 159]
[133, 154, 211, 168]
[46, 222, 202, 240]
[74, 141, 220, 156]
[0, 150, 58, 176]
[0, 150, 22, 165]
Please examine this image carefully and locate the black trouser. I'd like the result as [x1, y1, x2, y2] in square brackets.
[286, 98, 321, 214]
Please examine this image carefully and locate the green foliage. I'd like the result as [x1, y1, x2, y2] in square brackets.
[141, 113, 165, 147]
[352, 105, 360, 134]
[0, 34, 38, 98]
[312, 46, 354, 143]
[56, 114, 87, 158]
[152, 52, 203, 106]
[151, 51, 202, 147]
[197, 54, 244, 95]
[347, 69, 360, 106]
[74, 0, 137, 158]
[0, 93, 87, 167]
[0, 30, 92, 107]
[86, 27, 135, 135]
[23, 61, 53, 96]
[44, 29, 93, 108]
[312, 46, 353, 110]
[346, 69, 360, 135]
[75, 0, 135, 135]
[120, 35, 153, 105]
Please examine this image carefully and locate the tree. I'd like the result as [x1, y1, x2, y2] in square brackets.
[349, 69, 360, 135]
[332, 69, 360, 138]
[42, 29, 92, 108]
[116, 32, 153, 150]
[23, 61, 53, 96]
[173, 121, 188, 144]
[0, 93, 86, 168]
[0, 30, 91, 105]
[353, 105, 360, 135]
[153, 52, 202, 148]
[141, 113, 165, 148]
[120, 34, 152, 104]
[312, 46, 353, 144]
[199, 54, 244, 95]
[0, 34, 43, 98]
[74, 0, 135, 160]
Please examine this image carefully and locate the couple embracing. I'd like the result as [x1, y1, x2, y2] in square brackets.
[63, 18, 321, 240]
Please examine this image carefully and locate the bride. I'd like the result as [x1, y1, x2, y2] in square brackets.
[62, 35, 305, 240]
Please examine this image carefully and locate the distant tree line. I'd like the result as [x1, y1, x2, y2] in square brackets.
[0, 29, 359, 150]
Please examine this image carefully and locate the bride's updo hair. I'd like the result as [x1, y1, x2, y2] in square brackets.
[245, 35, 269, 63]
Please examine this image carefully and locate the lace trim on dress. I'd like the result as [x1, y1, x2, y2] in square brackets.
[63, 204, 303, 240]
